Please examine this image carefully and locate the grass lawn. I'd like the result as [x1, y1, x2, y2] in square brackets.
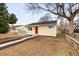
[0, 34, 78, 56]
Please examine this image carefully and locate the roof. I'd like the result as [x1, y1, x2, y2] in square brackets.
[10, 25, 24, 29]
[26, 20, 57, 27]
[13, 25, 23, 27]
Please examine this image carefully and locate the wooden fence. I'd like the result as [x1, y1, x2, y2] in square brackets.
[65, 34, 79, 53]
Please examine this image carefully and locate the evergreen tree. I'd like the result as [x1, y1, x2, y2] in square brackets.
[9, 13, 17, 25]
[0, 3, 18, 33]
[9, 13, 17, 30]
[0, 3, 9, 21]
[0, 18, 10, 33]
[0, 3, 10, 33]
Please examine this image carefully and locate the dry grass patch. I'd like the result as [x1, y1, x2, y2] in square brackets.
[0, 35, 78, 56]
[0, 32, 22, 43]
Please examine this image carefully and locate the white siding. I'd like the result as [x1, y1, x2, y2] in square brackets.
[38, 26, 57, 37]
[26, 25, 57, 37]
[15, 26, 27, 35]
[26, 27, 35, 35]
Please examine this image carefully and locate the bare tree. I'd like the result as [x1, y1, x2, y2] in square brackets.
[39, 13, 52, 22]
[25, 3, 79, 35]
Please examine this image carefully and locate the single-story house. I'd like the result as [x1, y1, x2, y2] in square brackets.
[25, 21, 57, 37]
[10, 25, 27, 35]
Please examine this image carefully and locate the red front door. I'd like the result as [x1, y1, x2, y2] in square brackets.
[35, 26, 38, 34]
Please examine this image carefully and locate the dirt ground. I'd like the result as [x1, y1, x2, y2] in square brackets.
[0, 35, 78, 56]
[0, 32, 23, 43]
[0, 32, 18, 39]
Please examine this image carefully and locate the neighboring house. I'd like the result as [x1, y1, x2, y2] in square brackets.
[10, 25, 26, 35]
[25, 21, 57, 37]
[15, 26, 27, 35]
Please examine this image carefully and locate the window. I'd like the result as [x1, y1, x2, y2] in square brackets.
[48, 25, 54, 28]
[28, 27, 32, 31]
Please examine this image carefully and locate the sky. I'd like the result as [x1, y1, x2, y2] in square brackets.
[6, 3, 49, 25]
[7, 3, 77, 26]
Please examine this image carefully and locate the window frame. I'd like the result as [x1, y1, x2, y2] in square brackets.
[28, 27, 32, 31]
[48, 25, 54, 28]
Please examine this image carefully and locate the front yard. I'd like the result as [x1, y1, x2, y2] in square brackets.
[0, 32, 25, 43]
[0, 34, 78, 56]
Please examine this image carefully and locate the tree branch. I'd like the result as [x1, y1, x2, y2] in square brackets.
[38, 6, 69, 20]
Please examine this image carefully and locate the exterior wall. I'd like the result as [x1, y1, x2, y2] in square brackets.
[38, 26, 57, 37]
[26, 25, 57, 37]
[26, 27, 35, 35]
[15, 26, 27, 35]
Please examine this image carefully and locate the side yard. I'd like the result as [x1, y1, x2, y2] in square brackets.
[0, 34, 78, 56]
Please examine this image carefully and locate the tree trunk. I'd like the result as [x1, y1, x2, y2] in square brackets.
[68, 20, 74, 33]
[68, 20, 76, 37]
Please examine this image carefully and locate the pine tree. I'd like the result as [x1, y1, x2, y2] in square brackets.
[9, 13, 17, 26]
[8, 13, 17, 30]
[0, 18, 10, 33]
[0, 3, 10, 33]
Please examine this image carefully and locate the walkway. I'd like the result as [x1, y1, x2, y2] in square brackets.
[0, 35, 37, 50]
